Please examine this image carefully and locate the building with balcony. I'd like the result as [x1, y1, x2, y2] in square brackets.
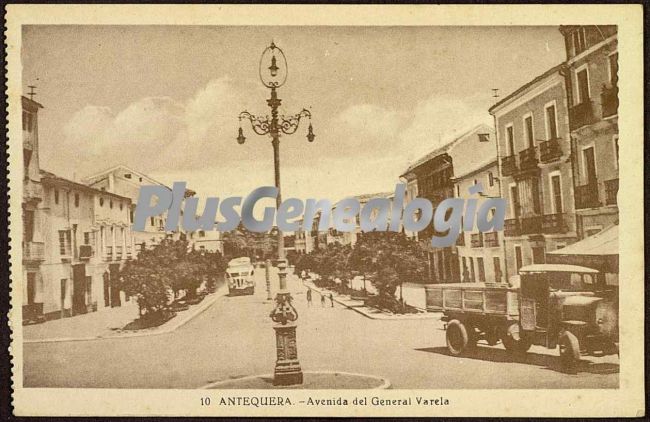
[447, 125, 505, 284]
[83, 165, 195, 251]
[490, 63, 578, 283]
[36, 170, 134, 320]
[22, 96, 46, 323]
[400, 127, 494, 283]
[559, 25, 619, 239]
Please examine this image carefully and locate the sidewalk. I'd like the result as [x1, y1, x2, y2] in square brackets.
[24, 286, 227, 343]
[302, 279, 440, 321]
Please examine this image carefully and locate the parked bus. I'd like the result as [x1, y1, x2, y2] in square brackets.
[226, 257, 255, 295]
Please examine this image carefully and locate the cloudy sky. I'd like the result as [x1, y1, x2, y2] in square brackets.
[23, 25, 565, 202]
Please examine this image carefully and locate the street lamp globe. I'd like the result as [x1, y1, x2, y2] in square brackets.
[259, 41, 288, 88]
[237, 126, 246, 144]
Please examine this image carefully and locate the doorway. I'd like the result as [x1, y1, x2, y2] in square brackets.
[72, 264, 87, 315]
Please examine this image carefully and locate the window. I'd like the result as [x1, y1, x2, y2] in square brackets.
[608, 52, 618, 84]
[199, 230, 206, 238]
[576, 67, 590, 104]
[469, 257, 475, 282]
[523, 114, 534, 148]
[74, 193, 80, 208]
[83, 231, 95, 246]
[613, 135, 619, 168]
[109, 200, 113, 209]
[58, 230, 72, 256]
[572, 27, 587, 55]
[99, 197, 104, 207]
[119, 202, 123, 211]
[550, 173, 563, 214]
[54, 189, 60, 205]
[514, 245, 523, 274]
[506, 124, 515, 155]
[493, 257, 502, 283]
[129, 209, 134, 223]
[488, 172, 494, 187]
[477, 257, 485, 282]
[456, 185, 460, 197]
[150, 217, 155, 227]
[124, 173, 132, 179]
[545, 103, 558, 140]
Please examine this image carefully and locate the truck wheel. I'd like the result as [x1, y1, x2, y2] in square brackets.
[502, 322, 531, 354]
[559, 331, 580, 374]
[446, 319, 469, 356]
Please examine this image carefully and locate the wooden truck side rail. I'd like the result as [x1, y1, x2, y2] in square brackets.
[424, 283, 519, 317]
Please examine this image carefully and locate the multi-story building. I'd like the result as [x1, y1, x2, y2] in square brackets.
[400, 126, 493, 283]
[37, 171, 134, 319]
[186, 229, 223, 254]
[490, 63, 579, 281]
[559, 25, 618, 238]
[447, 124, 504, 283]
[83, 165, 194, 251]
[22, 96, 46, 322]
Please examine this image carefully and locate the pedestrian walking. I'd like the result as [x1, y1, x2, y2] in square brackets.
[320, 293, 326, 307]
[306, 289, 312, 307]
[329, 293, 334, 307]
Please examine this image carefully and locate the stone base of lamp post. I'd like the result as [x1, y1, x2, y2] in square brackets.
[273, 323, 303, 386]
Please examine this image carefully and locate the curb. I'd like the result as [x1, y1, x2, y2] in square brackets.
[23, 286, 226, 344]
[302, 280, 440, 321]
[199, 370, 391, 390]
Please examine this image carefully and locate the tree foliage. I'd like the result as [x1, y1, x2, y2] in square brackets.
[118, 239, 226, 315]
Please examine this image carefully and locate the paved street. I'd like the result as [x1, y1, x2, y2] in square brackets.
[24, 268, 618, 389]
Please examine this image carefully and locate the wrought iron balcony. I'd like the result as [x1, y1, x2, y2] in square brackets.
[470, 232, 483, 248]
[23, 241, 44, 262]
[519, 146, 539, 171]
[483, 231, 499, 247]
[601, 83, 618, 118]
[504, 218, 520, 237]
[605, 178, 619, 205]
[539, 138, 562, 163]
[541, 213, 568, 234]
[575, 181, 601, 209]
[520, 215, 543, 235]
[501, 155, 517, 177]
[78, 244, 93, 260]
[455, 232, 465, 247]
[569, 100, 597, 130]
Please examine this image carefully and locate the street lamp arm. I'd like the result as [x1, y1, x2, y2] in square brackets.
[279, 108, 312, 135]
[239, 111, 271, 136]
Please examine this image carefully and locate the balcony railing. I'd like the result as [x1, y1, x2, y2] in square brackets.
[483, 231, 499, 247]
[504, 215, 566, 237]
[575, 182, 601, 209]
[605, 178, 619, 205]
[23, 241, 44, 261]
[504, 219, 520, 237]
[501, 155, 517, 177]
[539, 138, 562, 163]
[541, 213, 568, 234]
[470, 233, 483, 248]
[519, 146, 539, 171]
[78, 244, 93, 260]
[105, 246, 113, 261]
[569, 100, 597, 130]
[115, 245, 123, 260]
[601, 84, 618, 118]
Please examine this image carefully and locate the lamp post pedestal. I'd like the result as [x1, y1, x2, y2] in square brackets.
[270, 263, 303, 386]
[273, 322, 303, 386]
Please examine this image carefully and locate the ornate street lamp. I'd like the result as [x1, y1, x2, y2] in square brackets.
[237, 41, 314, 386]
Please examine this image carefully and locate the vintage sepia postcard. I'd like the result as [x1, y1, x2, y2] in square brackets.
[5, 4, 645, 418]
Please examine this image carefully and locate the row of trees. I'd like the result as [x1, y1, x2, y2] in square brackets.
[294, 232, 428, 313]
[118, 239, 227, 320]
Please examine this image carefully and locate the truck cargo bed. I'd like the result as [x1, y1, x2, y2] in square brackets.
[425, 283, 519, 317]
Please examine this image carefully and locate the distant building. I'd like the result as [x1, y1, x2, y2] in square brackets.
[187, 228, 223, 254]
[490, 63, 579, 282]
[400, 126, 494, 283]
[446, 124, 504, 283]
[558, 25, 619, 238]
[83, 165, 195, 251]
